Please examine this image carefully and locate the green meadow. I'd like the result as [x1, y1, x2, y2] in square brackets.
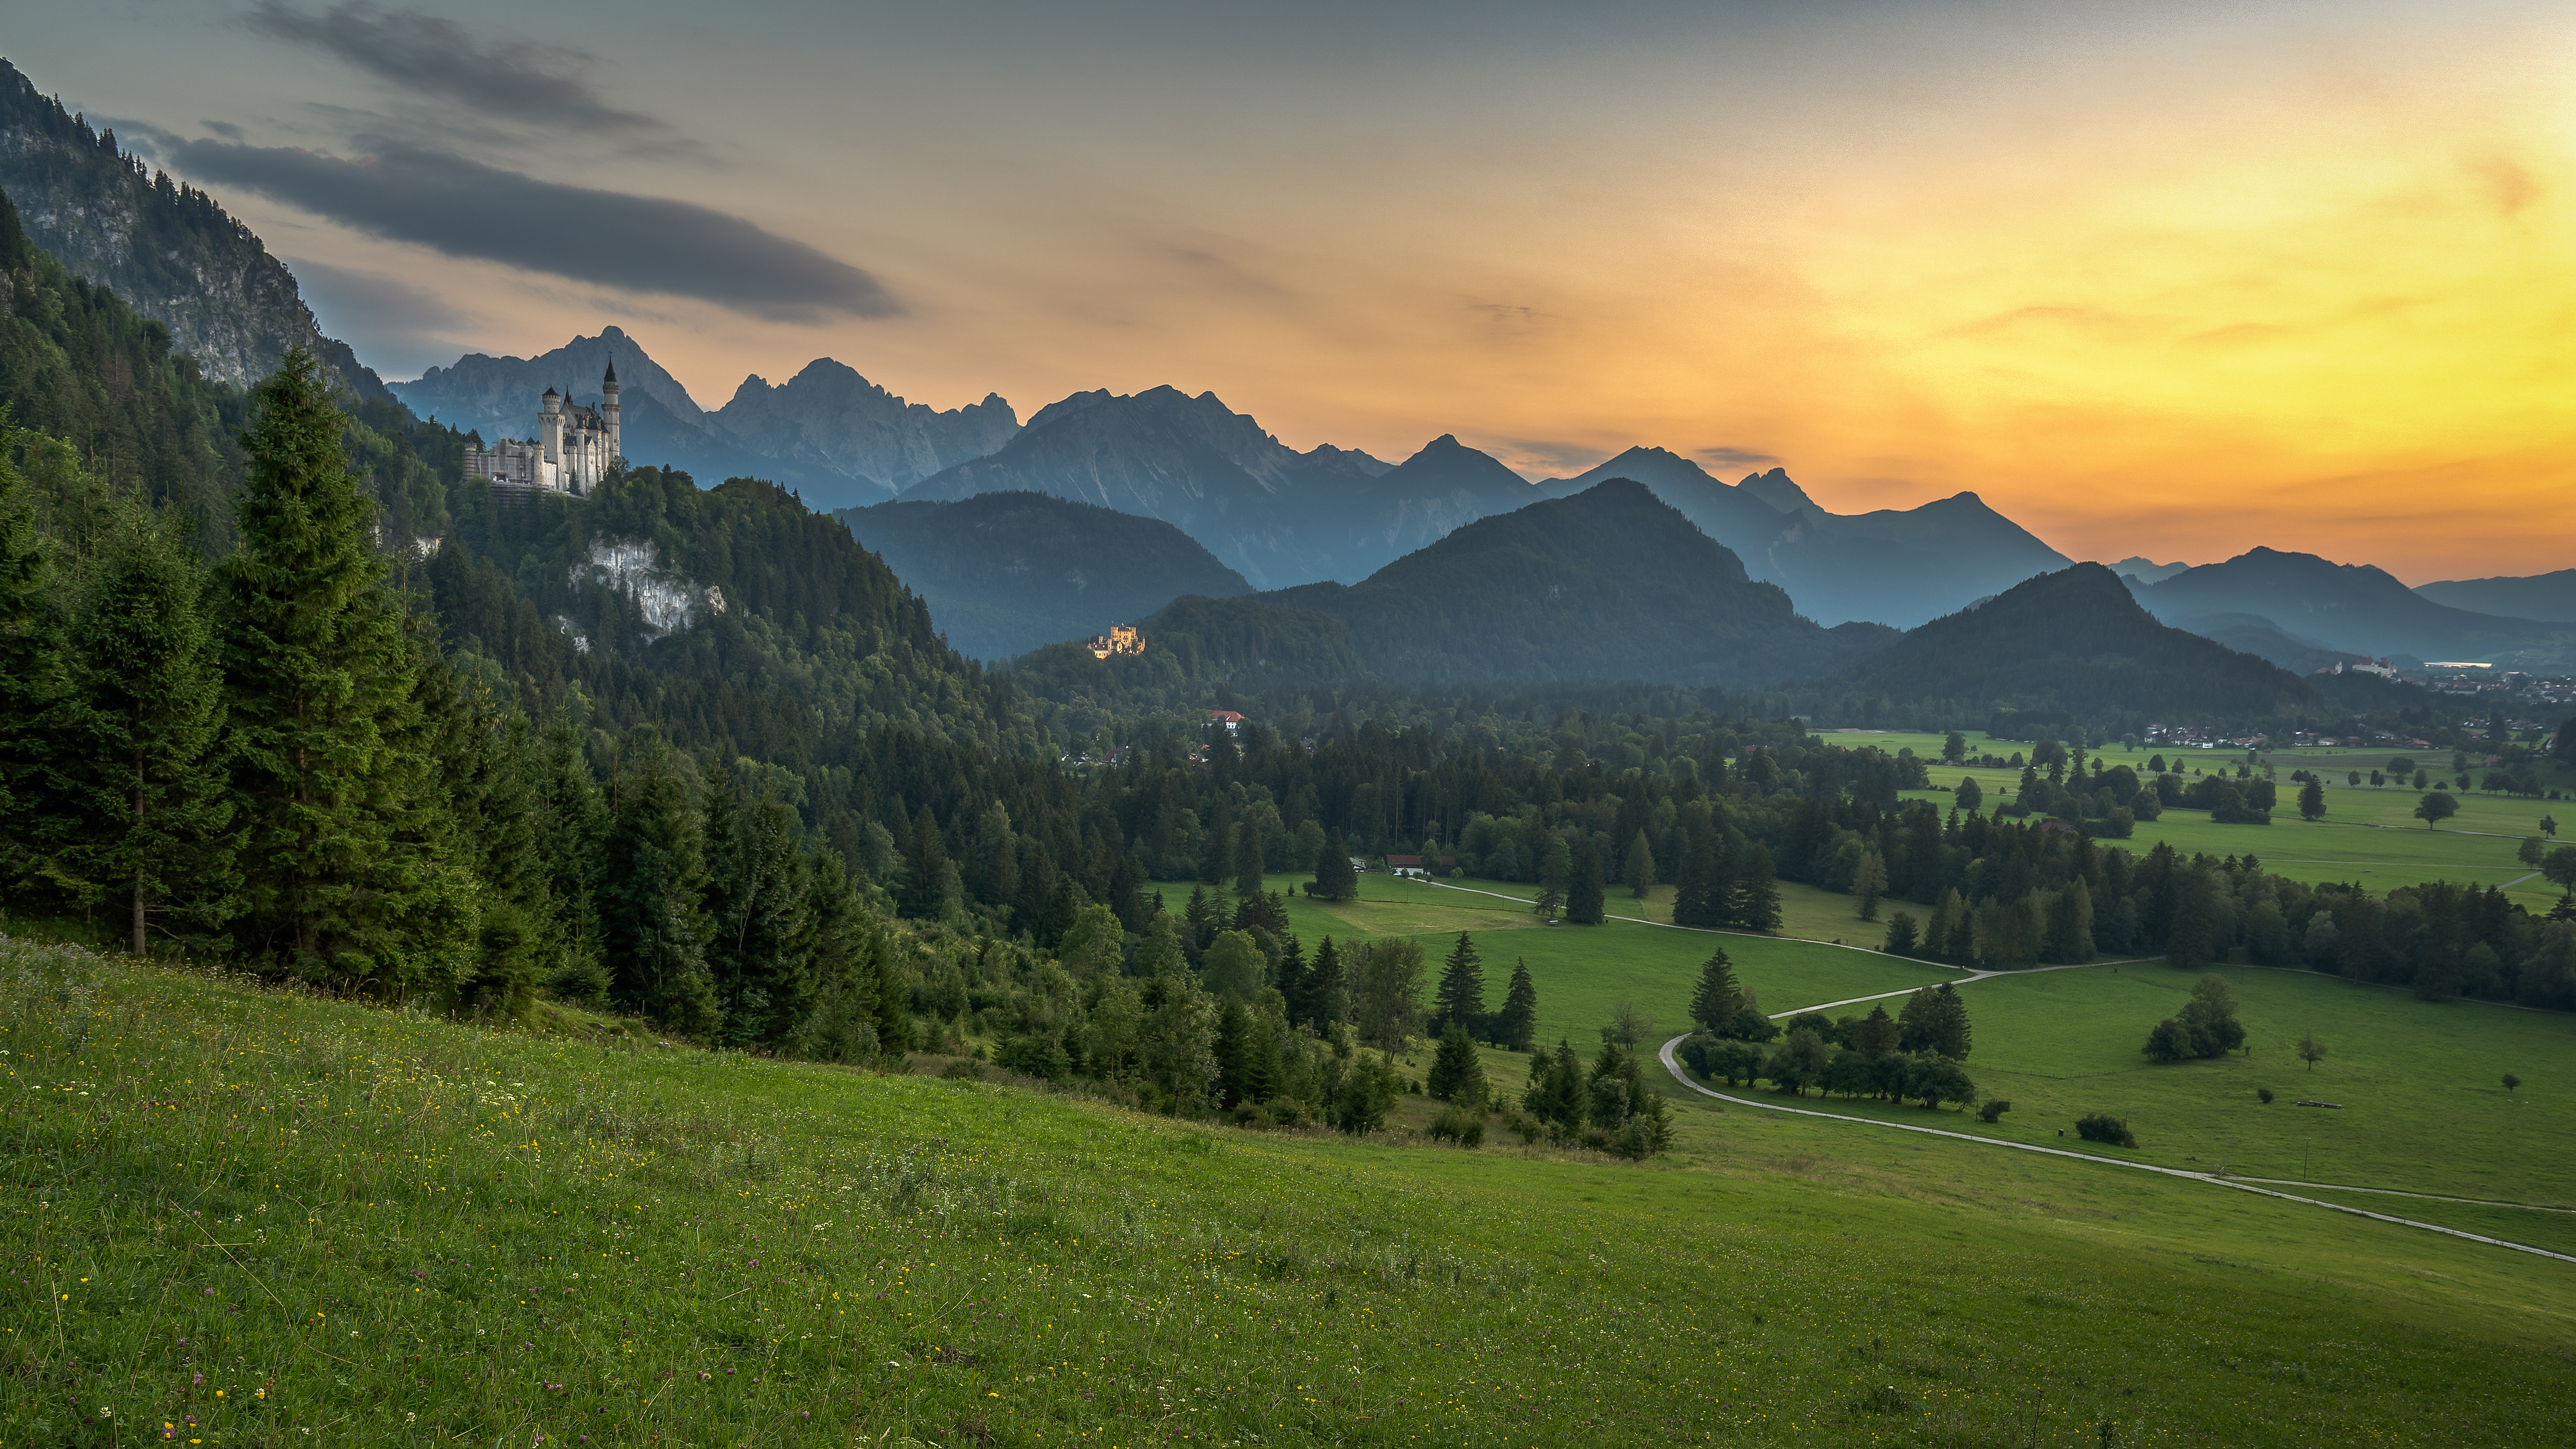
[9, 934, 2576, 1448]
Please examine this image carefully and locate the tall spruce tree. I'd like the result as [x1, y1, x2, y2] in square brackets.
[1494, 957, 1539, 1051]
[1625, 827, 1656, 899]
[54, 504, 233, 952]
[1426, 1023, 1489, 1107]
[1567, 837, 1607, 924]
[598, 730, 717, 1033]
[1687, 948, 1743, 1035]
[1314, 827, 1357, 901]
[1433, 931, 1486, 1036]
[704, 767, 817, 1048]
[1234, 820, 1265, 900]
[1733, 844, 1782, 934]
[902, 804, 952, 919]
[214, 349, 471, 991]
[1671, 817, 1722, 928]
[0, 437, 69, 898]
[1306, 935, 1348, 1030]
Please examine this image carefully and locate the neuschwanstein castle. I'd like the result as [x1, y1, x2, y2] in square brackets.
[461, 361, 623, 496]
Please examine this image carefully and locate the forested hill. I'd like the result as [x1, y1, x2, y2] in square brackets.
[434, 466, 1045, 764]
[841, 491, 1252, 661]
[0, 185, 462, 551]
[1808, 562, 2320, 728]
[1266, 479, 1892, 687]
[0, 59, 388, 403]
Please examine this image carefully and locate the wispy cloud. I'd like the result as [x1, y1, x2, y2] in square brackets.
[168, 139, 902, 322]
[1696, 445, 1780, 466]
[240, 2, 672, 141]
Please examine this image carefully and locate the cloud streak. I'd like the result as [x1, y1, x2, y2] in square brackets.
[167, 139, 901, 322]
[241, 1, 668, 139]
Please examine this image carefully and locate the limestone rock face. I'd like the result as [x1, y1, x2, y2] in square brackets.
[0, 59, 388, 401]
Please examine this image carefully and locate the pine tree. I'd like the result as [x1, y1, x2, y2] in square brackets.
[1566, 837, 1607, 924]
[2299, 778, 2326, 821]
[1624, 827, 1656, 899]
[0, 438, 69, 897]
[1307, 935, 1348, 1030]
[53, 505, 232, 953]
[1851, 850, 1886, 922]
[1314, 827, 1357, 901]
[704, 767, 816, 1048]
[598, 730, 717, 1034]
[1214, 997, 1253, 1108]
[1494, 957, 1538, 1050]
[214, 348, 471, 990]
[1425, 1023, 1489, 1107]
[1525, 1037, 1587, 1133]
[1680, 947, 1736, 1034]
[1234, 820, 1265, 900]
[1734, 844, 1782, 934]
[902, 804, 951, 919]
[1433, 931, 1486, 1036]
[1671, 814, 1728, 928]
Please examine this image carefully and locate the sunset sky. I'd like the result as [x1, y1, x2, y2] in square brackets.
[18, 1, 2576, 581]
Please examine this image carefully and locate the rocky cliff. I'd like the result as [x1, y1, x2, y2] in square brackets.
[0, 57, 389, 402]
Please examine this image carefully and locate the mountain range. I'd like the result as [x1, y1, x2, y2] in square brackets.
[391, 330, 1018, 511]
[1820, 563, 2323, 725]
[2129, 548, 2576, 666]
[1261, 478, 1896, 686]
[2415, 570, 2576, 625]
[839, 492, 1250, 661]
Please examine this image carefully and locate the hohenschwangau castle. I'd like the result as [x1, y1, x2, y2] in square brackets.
[461, 361, 623, 496]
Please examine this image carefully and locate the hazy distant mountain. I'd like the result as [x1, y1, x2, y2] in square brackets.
[1533, 452, 2068, 628]
[1298, 433, 1541, 579]
[2416, 569, 2576, 624]
[2112, 556, 2192, 584]
[1749, 490, 2070, 630]
[1822, 564, 2320, 723]
[897, 386, 1459, 587]
[1263, 479, 1888, 687]
[841, 492, 1249, 661]
[0, 59, 388, 402]
[2163, 612, 2357, 676]
[713, 360, 1018, 507]
[2134, 548, 2574, 662]
[395, 328, 1017, 508]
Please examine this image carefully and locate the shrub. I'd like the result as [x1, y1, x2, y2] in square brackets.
[940, 1060, 984, 1082]
[2257, 1087, 2274, 1104]
[1977, 1099, 2012, 1124]
[1428, 1107, 1486, 1148]
[2075, 1113, 2137, 1147]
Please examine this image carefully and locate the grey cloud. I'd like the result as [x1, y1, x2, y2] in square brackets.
[282, 255, 474, 377]
[241, 1, 667, 138]
[1697, 446, 1780, 466]
[168, 139, 901, 322]
[202, 119, 244, 139]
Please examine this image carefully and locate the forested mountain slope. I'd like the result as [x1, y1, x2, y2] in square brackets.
[1267, 479, 1888, 686]
[2136, 548, 2571, 662]
[0, 59, 388, 402]
[1814, 562, 2320, 727]
[841, 491, 1250, 661]
[2415, 568, 2576, 625]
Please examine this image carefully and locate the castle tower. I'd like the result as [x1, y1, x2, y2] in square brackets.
[601, 359, 621, 472]
[540, 384, 562, 465]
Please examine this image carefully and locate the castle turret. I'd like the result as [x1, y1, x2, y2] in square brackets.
[600, 360, 621, 471]
[540, 385, 562, 466]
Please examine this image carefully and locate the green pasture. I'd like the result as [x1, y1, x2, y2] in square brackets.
[1669, 957, 2576, 1232]
[9, 942, 2576, 1446]
[1265, 874, 1959, 1048]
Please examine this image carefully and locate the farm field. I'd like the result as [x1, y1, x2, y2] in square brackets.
[8, 940, 2576, 1447]
[1260, 874, 1958, 1049]
[1666, 960, 2576, 1212]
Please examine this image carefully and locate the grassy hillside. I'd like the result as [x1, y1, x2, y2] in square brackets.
[7, 936, 2575, 1447]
